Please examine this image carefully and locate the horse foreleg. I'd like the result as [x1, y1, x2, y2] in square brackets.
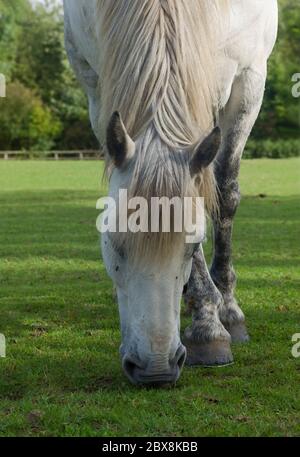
[211, 68, 266, 343]
[183, 246, 233, 366]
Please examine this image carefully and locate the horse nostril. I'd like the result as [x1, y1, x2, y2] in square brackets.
[173, 345, 187, 371]
[122, 356, 143, 384]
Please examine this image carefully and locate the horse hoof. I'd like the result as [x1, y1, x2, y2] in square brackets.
[184, 339, 234, 367]
[227, 322, 250, 343]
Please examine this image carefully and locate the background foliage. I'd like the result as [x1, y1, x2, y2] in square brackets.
[0, 0, 299, 153]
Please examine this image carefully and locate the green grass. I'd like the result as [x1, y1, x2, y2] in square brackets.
[0, 158, 299, 437]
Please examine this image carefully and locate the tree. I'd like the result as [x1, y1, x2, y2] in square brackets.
[0, 81, 61, 150]
[13, 1, 65, 107]
[0, 0, 97, 151]
[0, 0, 31, 78]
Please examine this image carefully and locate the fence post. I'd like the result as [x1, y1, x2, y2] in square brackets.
[0, 74, 6, 98]
[0, 334, 5, 358]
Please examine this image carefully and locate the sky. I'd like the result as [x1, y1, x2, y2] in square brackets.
[31, 0, 62, 6]
[30, 0, 63, 11]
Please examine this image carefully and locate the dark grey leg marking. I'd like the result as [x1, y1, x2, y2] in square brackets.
[183, 68, 266, 361]
[211, 69, 266, 343]
[183, 247, 233, 366]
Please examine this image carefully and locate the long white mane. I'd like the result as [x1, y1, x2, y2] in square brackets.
[93, 0, 229, 259]
[96, 0, 228, 147]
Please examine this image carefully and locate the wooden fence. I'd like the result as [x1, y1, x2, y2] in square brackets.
[0, 150, 104, 160]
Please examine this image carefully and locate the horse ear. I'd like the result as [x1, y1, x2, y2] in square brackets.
[106, 111, 135, 168]
[190, 127, 221, 176]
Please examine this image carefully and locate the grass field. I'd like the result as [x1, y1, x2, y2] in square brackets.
[0, 158, 299, 437]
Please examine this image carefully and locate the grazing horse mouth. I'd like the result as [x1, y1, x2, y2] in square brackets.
[122, 346, 186, 386]
[136, 372, 180, 387]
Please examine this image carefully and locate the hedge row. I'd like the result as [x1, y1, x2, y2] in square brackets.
[244, 139, 300, 159]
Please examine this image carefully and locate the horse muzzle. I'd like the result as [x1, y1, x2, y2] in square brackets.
[122, 345, 187, 386]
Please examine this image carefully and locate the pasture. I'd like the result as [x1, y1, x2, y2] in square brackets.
[0, 159, 299, 437]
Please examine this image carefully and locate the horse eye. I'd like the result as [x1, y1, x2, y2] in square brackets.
[192, 242, 200, 256]
[114, 243, 125, 259]
[118, 247, 125, 259]
[185, 242, 200, 260]
[108, 235, 126, 259]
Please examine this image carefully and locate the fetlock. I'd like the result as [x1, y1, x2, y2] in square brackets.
[219, 296, 249, 343]
[183, 314, 233, 367]
[184, 304, 231, 345]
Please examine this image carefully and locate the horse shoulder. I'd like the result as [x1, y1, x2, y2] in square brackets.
[223, 0, 278, 74]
